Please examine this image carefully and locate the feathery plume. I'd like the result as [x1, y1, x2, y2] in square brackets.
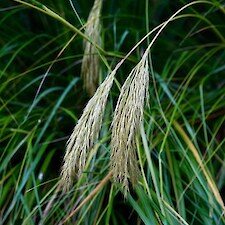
[81, 0, 103, 96]
[110, 51, 149, 194]
[61, 69, 116, 191]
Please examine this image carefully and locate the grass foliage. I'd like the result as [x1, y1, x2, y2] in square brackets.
[1, 0, 225, 224]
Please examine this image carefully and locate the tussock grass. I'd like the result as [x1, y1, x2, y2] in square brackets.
[1, 0, 225, 224]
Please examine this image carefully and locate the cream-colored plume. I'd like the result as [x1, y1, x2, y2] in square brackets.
[61, 69, 116, 191]
[110, 51, 149, 193]
[81, 0, 103, 96]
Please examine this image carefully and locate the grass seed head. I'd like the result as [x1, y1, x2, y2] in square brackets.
[81, 0, 103, 96]
[110, 51, 149, 194]
[61, 69, 116, 191]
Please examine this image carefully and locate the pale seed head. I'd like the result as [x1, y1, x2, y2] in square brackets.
[110, 51, 149, 194]
[81, 0, 103, 96]
[61, 69, 116, 191]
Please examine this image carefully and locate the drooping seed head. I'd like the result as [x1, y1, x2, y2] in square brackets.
[110, 51, 149, 194]
[61, 69, 116, 191]
[81, 0, 103, 96]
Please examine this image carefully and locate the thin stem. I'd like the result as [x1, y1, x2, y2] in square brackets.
[61, 171, 112, 224]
